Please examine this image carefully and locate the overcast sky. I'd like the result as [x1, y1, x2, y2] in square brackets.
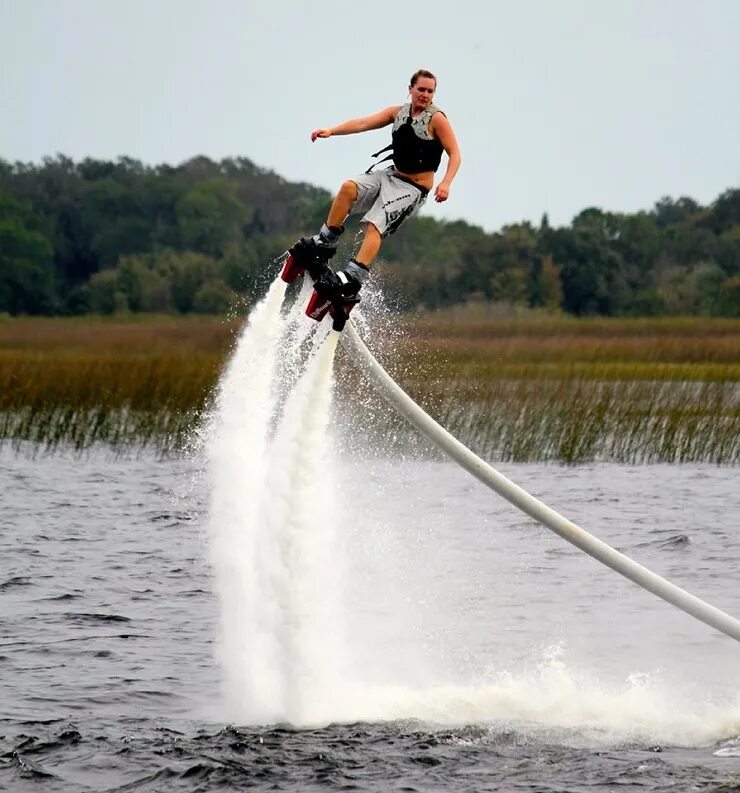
[1, 0, 738, 232]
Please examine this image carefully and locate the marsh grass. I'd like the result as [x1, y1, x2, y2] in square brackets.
[350, 313, 740, 464]
[429, 378, 739, 464]
[0, 316, 230, 454]
[0, 350, 220, 453]
[1, 314, 738, 462]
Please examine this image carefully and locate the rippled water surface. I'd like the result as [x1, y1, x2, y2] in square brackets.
[1, 446, 739, 792]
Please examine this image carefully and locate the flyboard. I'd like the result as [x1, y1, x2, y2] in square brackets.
[281, 258, 740, 643]
[280, 245, 359, 331]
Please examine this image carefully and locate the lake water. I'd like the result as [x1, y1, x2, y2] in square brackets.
[2, 444, 739, 792]
[2, 280, 739, 791]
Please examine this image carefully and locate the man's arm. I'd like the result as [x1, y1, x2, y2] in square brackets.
[430, 113, 462, 203]
[311, 106, 400, 142]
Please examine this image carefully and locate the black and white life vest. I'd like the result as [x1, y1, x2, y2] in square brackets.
[368, 103, 444, 175]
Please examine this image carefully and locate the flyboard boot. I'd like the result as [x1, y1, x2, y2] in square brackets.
[281, 225, 366, 331]
[306, 259, 368, 332]
[280, 224, 344, 284]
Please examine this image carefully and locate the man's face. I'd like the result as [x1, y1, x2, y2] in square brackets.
[410, 77, 436, 108]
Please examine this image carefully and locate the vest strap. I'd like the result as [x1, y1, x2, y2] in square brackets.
[365, 143, 394, 174]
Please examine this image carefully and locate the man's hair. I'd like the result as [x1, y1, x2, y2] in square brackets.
[410, 69, 437, 88]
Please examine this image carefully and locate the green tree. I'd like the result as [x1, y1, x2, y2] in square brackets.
[547, 222, 629, 315]
[717, 276, 740, 316]
[84, 178, 154, 267]
[193, 279, 235, 314]
[220, 241, 260, 294]
[0, 195, 56, 314]
[715, 226, 740, 275]
[176, 179, 248, 258]
[115, 255, 173, 313]
[651, 195, 701, 228]
[88, 269, 120, 314]
[529, 255, 563, 310]
[695, 263, 727, 315]
[705, 188, 740, 234]
[158, 251, 220, 313]
[0, 154, 737, 318]
[614, 212, 662, 292]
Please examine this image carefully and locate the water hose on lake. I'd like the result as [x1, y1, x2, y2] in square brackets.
[343, 322, 740, 643]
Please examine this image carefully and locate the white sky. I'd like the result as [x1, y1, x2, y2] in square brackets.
[1, 0, 739, 232]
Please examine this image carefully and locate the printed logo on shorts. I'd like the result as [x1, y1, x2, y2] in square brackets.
[383, 192, 417, 235]
[385, 203, 417, 235]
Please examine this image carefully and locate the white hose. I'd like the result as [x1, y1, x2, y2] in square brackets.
[343, 322, 740, 642]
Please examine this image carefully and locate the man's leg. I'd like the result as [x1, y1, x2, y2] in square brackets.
[313, 221, 378, 304]
[355, 222, 382, 267]
[314, 174, 423, 315]
[326, 180, 358, 229]
[288, 180, 360, 279]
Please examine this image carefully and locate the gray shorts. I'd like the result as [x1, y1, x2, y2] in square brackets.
[349, 168, 427, 237]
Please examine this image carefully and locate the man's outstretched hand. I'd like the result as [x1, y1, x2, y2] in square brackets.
[434, 180, 451, 202]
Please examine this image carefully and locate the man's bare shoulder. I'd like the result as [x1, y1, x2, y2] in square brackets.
[430, 109, 451, 131]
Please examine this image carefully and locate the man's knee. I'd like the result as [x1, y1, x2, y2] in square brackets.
[363, 221, 381, 239]
[339, 180, 358, 202]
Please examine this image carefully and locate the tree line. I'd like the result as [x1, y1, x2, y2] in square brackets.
[1, 155, 738, 317]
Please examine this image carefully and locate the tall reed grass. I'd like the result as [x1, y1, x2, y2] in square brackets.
[1, 314, 738, 462]
[428, 377, 739, 464]
[0, 350, 219, 452]
[0, 316, 230, 453]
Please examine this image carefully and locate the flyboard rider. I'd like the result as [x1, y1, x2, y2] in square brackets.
[289, 68, 462, 307]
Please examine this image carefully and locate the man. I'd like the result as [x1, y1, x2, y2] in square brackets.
[290, 68, 462, 306]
